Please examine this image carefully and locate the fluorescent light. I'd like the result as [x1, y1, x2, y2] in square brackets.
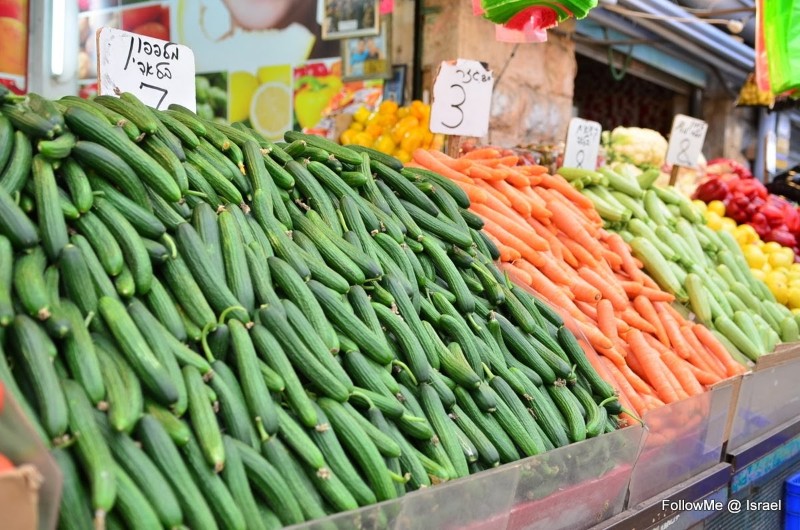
[51, 0, 66, 77]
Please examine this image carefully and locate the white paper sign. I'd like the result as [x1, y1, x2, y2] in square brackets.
[430, 59, 493, 138]
[666, 114, 708, 168]
[97, 27, 196, 111]
[562, 118, 602, 170]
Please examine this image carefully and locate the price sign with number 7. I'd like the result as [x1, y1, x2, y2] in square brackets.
[430, 59, 494, 138]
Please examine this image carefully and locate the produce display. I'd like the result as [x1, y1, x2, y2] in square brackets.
[411, 148, 746, 417]
[339, 101, 444, 163]
[698, 200, 800, 311]
[562, 163, 797, 362]
[0, 88, 623, 529]
[694, 158, 800, 256]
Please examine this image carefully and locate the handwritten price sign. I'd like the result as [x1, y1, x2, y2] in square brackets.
[430, 59, 494, 138]
[666, 114, 708, 168]
[563, 118, 602, 170]
[97, 27, 196, 111]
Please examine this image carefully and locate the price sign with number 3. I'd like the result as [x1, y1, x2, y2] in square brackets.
[430, 59, 494, 138]
[563, 118, 602, 170]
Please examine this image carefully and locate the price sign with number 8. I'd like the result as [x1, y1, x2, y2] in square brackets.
[430, 59, 494, 138]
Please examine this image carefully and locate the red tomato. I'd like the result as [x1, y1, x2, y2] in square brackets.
[0, 453, 13, 473]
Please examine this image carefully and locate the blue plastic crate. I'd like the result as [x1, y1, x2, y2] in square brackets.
[785, 472, 800, 529]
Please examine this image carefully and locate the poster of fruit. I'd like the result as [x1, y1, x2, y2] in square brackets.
[0, 0, 29, 93]
[78, 0, 171, 98]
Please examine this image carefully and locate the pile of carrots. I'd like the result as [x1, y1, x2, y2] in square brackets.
[411, 148, 746, 417]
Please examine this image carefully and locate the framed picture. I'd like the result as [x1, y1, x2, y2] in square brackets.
[383, 64, 406, 106]
[341, 19, 391, 80]
[322, 0, 380, 40]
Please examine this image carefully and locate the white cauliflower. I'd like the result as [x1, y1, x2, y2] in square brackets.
[603, 127, 669, 168]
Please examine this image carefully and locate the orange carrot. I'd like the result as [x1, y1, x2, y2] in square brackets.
[605, 232, 648, 283]
[594, 343, 627, 366]
[646, 334, 704, 396]
[620, 280, 643, 298]
[475, 179, 513, 207]
[412, 149, 473, 183]
[600, 356, 647, 415]
[620, 307, 658, 335]
[539, 255, 576, 286]
[527, 218, 563, 260]
[575, 300, 599, 322]
[618, 358, 656, 397]
[693, 324, 747, 377]
[632, 296, 670, 346]
[559, 237, 599, 269]
[546, 200, 607, 261]
[655, 303, 694, 360]
[467, 163, 506, 182]
[627, 329, 680, 404]
[491, 180, 533, 218]
[479, 217, 546, 267]
[601, 248, 624, 270]
[471, 204, 550, 252]
[519, 186, 554, 220]
[597, 299, 618, 341]
[686, 362, 721, 386]
[502, 262, 532, 286]
[538, 173, 596, 210]
[577, 268, 629, 311]
[572, 278, 602, 303]
[578, 321, 615, 354]
[461, 147, 502, 160]
[506, 171, 531, 188]
[680, 326, 726, 378]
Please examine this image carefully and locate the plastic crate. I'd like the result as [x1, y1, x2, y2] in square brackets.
[786, 472, 800, 529]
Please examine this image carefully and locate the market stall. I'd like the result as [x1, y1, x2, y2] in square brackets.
[4, 1, 800, 530]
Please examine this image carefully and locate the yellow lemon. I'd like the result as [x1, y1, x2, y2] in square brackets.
[750, 268, 766, 281]
[257, 65, 292, 85]
[706, 212, 723, 231]
[720, 217, 738, 232]
[792, 308, 800, 315]
[743, 244, 767, 270]
[707, 200, 726, 217]
[735, 224, 759, 245]
[229, 71, 259, 123]
[775, 285, 790, 305]
[769, 247, 795, 269]
[692, 200, 708, 214]
[249, 82, 292, 140]
[393, 149, 412, 163]
[763, 241, 783, 254]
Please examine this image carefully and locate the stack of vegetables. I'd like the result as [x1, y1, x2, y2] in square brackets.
[339, 101, 444, 164]
[693, 158, 800, 256]
[700, 200, 800, 311]
[562, 163, 798, 363]
[411, 148, 745, 418]
[0, 85, 623, 530]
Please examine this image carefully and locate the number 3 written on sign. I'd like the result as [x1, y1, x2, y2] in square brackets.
[441, 84, 466, 129]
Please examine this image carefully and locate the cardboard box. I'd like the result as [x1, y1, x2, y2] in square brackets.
[0, 465, 42, 530]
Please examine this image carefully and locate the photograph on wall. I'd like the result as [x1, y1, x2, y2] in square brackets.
[322, 0, 380, 40]
[229, 65, 293, 141]
[293, 58, 343, 132]
[383, 64, 406, 106]
[175, 0, 340, 73]
[121, 2, 170, 40]
[0, 0, 28, 93]
[341, 18, 391, 80]
[195, 72, 228, 120]
[78, 10, 120, 81]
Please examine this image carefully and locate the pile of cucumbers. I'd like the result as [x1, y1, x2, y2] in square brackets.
[0, 87, 623, 530]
